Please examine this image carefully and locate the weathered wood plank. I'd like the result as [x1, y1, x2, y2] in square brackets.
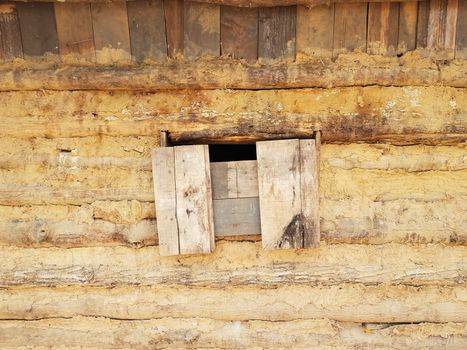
[296, 4, 334, 57]
[456, 0, 467, 58]
[397, 1, 418, 54]
[174, 145, 215, 254]
[333, 2, 367, 57]
[54, 2, 94, 60]
[427, 0, 458, 57]
[299, 139, 319, 247]
[152, 147, 179, 256]
[1, 56, 465, 91]
[16, 2, 58, 56]
[2, 284, 466, 323]
[91, 2, 131, 57]
[163, 0, 184, 58]
[210, 160, 258, 199]
[368, 2, 399, 56]
[257, 139, 303, 250]
[0, 4, 22, 60]
[258, 6, 296, 60]
[127, 0, 167, 62]
[1, 243, 465, 287]
[184, 1, 220, 59]
[417, 0, 430, 48]
[213, 197, 260, 235]
[220, 6, 258, 61]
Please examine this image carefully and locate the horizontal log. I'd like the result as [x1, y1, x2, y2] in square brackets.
[2, 284, 465, 323]
[0, 317, 465, 349]
[6, 0, 423, 7]
[1, 242, 465, 287]
[0, 56, 465, 92]
[0, 197, 465, 247]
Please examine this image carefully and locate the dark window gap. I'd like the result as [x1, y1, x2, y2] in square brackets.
[208, 144, 257, 163]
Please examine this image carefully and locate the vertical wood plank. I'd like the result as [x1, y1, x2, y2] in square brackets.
[184, 1, 220, 59]
[152, 147, 180, 256]
[221, 6, 258, 61]
[455, 0, 467, 58]
[128, 0, 167, 62]
[296, 4, 334, 57]
[427, 0, 458, 57]
[333, 2, 368, 57]
[417, 0, 430, 48]
[174, 145, 214, 254]
[368, 2, 400, 56]
[427, 0, 444, 49]
[444, 0, 458, 51]
[91, 2, 131, 55]
[299, 139, 320, 248]
[163, 0, 184, 58]
[258, 6, 296, 60]
[0, 4, 23, 60]
[398, 1, 418, 54]
[257, 139, 302, 250]
[16, 2, 58, 56]
[211, 161, 258, 200]
[54, 3, 94, 60]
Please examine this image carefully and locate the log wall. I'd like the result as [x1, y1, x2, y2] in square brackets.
[0, 1, 466, 349]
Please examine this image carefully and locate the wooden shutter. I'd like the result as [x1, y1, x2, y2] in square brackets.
[257, 139, 319, 250]
[152, 145, 215, 256]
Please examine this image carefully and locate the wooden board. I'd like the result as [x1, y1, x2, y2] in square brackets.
[91, 2, 131, 53]
[184, 1, 220, 59]
[163, 0, 184, 58]
[220, 6, 258, 61]
[257, 139, 301, 250]
[210, 160, 258, 199]
[213, 197, 260, 236]
[127, 0, 167, 62]
[333, 2, 367, 57]
[397, 1, 418, 54]
[152, 147, 180, 256]
[0, 4, 23, 60]
[367, 2, 399, 56]
[16, 2, 58, 56]
[456, 0, 467, 58]
[417, 0, 430, 48]
[258, 6, 296, 60]
[427, 0, 458, 56]
[54, 3, 94, 60]
[174, 145, 215, 254]
[296, 4, 334, 57]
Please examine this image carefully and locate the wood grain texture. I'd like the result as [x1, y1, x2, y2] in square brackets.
[456, 0, 467, 58]
[397, 1, 417, 54]
[1, 56, 465, 91]
[1, 242, 465, 287]
[174, 145, 215, 254]
[163, 0, 184, 58]
[257, 139, 303, 250]
[221, 6, 258, 61]
[54, 2, 94, 60]
[0, 4, 22, 61]
[210, 160, 258, 199]
[427, 0, 458, 56]
[258, 6, 296, 60]
[417, 0, 430, 48]
[213, 197, 261, 235]
[91, 2, 131, 53]
[16, 2, 58, 56]
[127, 0, 167, 62]
[2, 284, 466, 323]
[296, 4, 334, 57]
[333, 2, 368, 57]
[368, 2, 399, 56]
[184, 1, 220, 59]
[152, 147, 179, 256]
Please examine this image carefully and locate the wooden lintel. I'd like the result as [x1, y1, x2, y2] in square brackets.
[0, 57, 465, 91]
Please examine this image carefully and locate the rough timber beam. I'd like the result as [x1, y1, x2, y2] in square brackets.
[7, 0, 423, 7]
[0, 57, 465, 91]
